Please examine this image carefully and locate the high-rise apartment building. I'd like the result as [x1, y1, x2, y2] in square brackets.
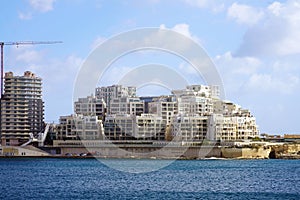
[0, 71, 44, 146]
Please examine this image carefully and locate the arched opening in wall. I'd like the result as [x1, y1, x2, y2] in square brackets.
[269, 150, 276, 159]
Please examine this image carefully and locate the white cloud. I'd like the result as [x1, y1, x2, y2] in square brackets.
[215, 51, 300, 95]
[227, 3, 264, 25]
[247, 73, 299, 94]
[159, 23, 201, 43]
[214, 51, 262, 96]
[237, 0, 300, 57]
[268, 1, 283, 16]
[12, 46, 44, 63]
[215, 51, 261, 75]
[28, 0, 56, 13]
[18, 12, 32, 20]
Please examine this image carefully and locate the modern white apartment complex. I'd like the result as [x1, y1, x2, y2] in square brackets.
[171, 115, 208, 141]
[0, 71, 44, 146]
[56, 115, 103, 140]
[109, 97, 144, 116]
[74, 95, 106, 119]
[95, 85, 136, 113]
[135, 114, 165, 140]
[104, 114, 135, 140]
[172, 86, 214, 116]
[170, 85, 258, 141]
[207, 114, 259, 141]
[54, 84, 259, 142]
[104, 114, 165, 141]
[148, 96, 177, 125]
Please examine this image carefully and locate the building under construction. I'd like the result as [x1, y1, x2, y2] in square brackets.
[0, 71, 44, 146]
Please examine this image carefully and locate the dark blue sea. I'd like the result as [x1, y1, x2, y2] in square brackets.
[0, 158, 299, 199]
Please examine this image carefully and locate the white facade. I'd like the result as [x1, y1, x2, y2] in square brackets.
[110, 97, 144, 116]
[95, 85, 136, 113]
[171, 115, 208, 141]
[104, 114, 165, 141]
[56, 115, 103, 140]
[104, 114, 135, 140]
[177, 96, 213, 116]
[135, 114, 165, 140]
[148, 96, 177, 125]
[74, 95, 106, 119]
[208, 114, 259, 141]
[61, 84, 259, 142]
[173, 84, 220, 99]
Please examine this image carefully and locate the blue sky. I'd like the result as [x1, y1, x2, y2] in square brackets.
[1, 0, 300, 134]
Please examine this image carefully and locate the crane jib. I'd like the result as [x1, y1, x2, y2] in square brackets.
[0, 40, 62, 97]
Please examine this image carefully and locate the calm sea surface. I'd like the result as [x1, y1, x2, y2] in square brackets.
[0, 158, 299, 199]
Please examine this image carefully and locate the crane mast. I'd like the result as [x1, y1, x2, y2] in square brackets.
[0, 41, 62, 97]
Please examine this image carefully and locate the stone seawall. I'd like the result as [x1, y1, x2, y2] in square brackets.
[58, 146, 222, 159]
[2, 143, 299, 159]
[221, 147, 271, 159]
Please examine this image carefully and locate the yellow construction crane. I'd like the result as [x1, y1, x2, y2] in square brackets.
[0, 41, 62, 97]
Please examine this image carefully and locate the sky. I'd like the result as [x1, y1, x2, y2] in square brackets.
[1, 0, 300, 135]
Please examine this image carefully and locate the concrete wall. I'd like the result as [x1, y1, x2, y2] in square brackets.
[59, 146, 222, 159]
[1, 146, 49, 156]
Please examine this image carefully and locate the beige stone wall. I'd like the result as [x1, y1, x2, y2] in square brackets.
[1, 147, 49, 156]
[221, 147, 271, 159]
[60, 146, 221, 159]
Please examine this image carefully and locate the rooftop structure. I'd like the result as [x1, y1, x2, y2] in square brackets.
[95, 85, 136, 113]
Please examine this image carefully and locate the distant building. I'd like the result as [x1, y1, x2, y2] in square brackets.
[58, 84, 259, 143]
[104, 114, 135, 140]
[174, 85, 220, 99]
[140, 96, 158, 113]
[148, 96, 177, 125]
[110, 97, 144, 116]
[284, 134, 300, 142]
[0, 71, 44, 146]
[208, 114, 259, 141]
[55, 115, 103, 140]
[74, 95, 106, 119]
[104, 114, 165, 141]
[95, 85, 136, 113]
[171, 115, 208, 141]
[135, 114, 165, 140]
[172, 86, 213, 116]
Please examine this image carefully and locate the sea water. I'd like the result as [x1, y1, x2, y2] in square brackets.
[0, 158, 299, 199]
